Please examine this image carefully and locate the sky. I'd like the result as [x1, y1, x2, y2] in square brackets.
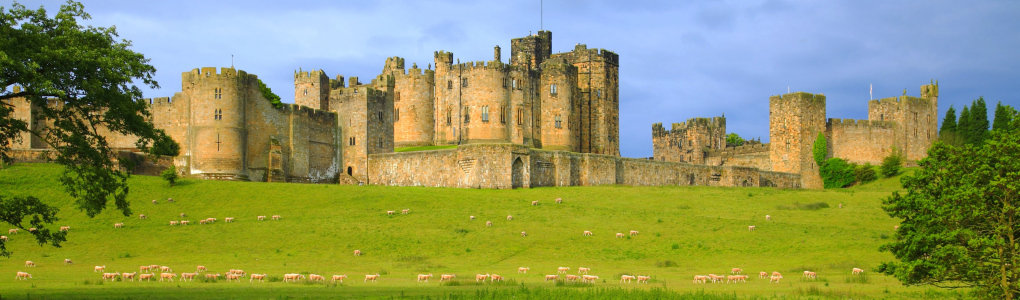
[10, 0, 1020, 158]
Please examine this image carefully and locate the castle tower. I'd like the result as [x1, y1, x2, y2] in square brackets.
[433, 51, 460, 145]
[390, 58, 436, 147]
[182, 67, 248, 180]
[867, 83, 938, 161]
[557, 43, 620, 156]
[538, 58, 579, 151]
[510, 30, 552, 70]
[652, 117, 726, 163]
[769, 92, 826, 189]
[294, 69, 330, 110]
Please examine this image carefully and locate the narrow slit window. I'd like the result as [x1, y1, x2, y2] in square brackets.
[463, 107, 470, 124]
[551, 84, 557, 95]
[482, 106, 489, 122]
[461, 78, 468, 88]
[500, 106, 506, 124]
[448, 80, 453, 90]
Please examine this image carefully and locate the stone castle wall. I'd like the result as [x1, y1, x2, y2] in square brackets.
[652, 117, 726, 164]
[826, 118, 895, 164]
[704, 143, 771, 170]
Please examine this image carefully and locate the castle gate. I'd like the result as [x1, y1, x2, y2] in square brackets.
[511, 157, 524, 189]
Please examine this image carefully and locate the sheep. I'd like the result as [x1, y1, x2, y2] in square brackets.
[473, 274, 489, 282]
[64, 259, 72, 265]
[272, 215, 280, 220]
[283, 273, 304, 282]
[180, 213, 186, 218]
[25, 261, 35, 267]
[759, 271, 768, 278]
[693, 275, 708, 283]
[0, 236, 6, 241]
[250, 274, 267, 282]
[469, 215, 475, 220]
[257, 216, 266, 221]
[229, 269, 246, 277]
[581, 275, 598, 283]
[578, 267, 590, 274]
[802, 270, 811, 277]
[330, 275, 346, 283]
[630, 230, 639, 236]
[709, 274, 726, 283]
[8, 229, 16, 235]
[387, 210, 395, 215]
[206, 273, 221, 280]
[565, 274, 579, 282]
[139, 273, 154, 281]
[225, 217, 233, 223]
[95, 265, 106, 272]
[637, 275, 650, 283]
[365, 274, 380, 282]
[583, 230, 593, 236]
[197, 266, 207, 273]
[149, 265, 160, 272]
[122, 272, 137, 281]
[28, 228, 36, 232]
[518, 267, 530, 273]
[114, 223, 123, 228]
[805, 271, 817, 279]
[60, 226, 70, 232]
[770, 275, 782, 283]
[441, 274, 457, 282]
[555, 197, 562, 204]
[209, 218, 217, 223]
[532, 201, 539, 206]
[102, 272, 119, 282]
[354, 250, 362, 256]
[557, 267, 570, 274]
[772, 271, 782, 278]
[839, 203, 843, 208]
[490, 274, 503, 282]
[748, 225, 756, 231]
[169, 221, 179, 226]
[506, 215, 512, 221]
[616, 232, 624, 238]
[620, 275, 635, 283]
[417, 273, 433, 282]
[521, 231, 527, 237]
[15, 272, 31, 280]
[731, 268, 742, 274]
[486, 221, 492, 227]
[139, 265, 150, 273]
[225, 274, 241, 282]
[545, 274, 559, 281]
[180, 220, 189, 225]
[766, 215, 771, 220]
[161, 266, 173, 273]
[401, 209, 410, 214]
[199, 220, 207, 225]
[139, 214, 147, 220]
[895, 225, 899, 230]
[167, 197, 174, 203]
[852, 268, 864, 275]
[152, 199, 158, 204]
[309, 274, 325, 282]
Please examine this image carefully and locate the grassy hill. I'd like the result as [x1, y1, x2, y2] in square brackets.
[0, 163, 965, 299]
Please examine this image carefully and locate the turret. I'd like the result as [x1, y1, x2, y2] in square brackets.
[182, 67, 251, 179]
[294, 69, 330, 110]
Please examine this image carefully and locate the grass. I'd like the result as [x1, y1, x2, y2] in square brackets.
[394, 145, 459, 152]
[0, 164, 967, 299]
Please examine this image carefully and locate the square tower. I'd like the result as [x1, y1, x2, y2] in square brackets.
[769, 92, 826, 189]
[294, 69, 330, 110]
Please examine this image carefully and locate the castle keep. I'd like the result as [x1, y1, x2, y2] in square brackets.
[12, 30, 931, 189]
[652, 84, 939, 189]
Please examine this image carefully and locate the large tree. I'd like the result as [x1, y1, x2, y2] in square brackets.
[994, 101, 1017, 132]
[940, 105, 957, 135]
[0, 1, 177, 257]
[968, 97, 991, 146]
[879, 116, 1020, 299]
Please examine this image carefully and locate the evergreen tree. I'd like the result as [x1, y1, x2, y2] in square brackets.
[993, 102, 1016, 132]
[939, 105, 957, 135]
[958, 105, 972, 145]
[969, 97, 991, 146]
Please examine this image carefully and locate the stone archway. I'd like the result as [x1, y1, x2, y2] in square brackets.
[511, 157, 524, 189]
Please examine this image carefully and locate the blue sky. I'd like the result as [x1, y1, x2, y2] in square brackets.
[12, 0, 1020, 157]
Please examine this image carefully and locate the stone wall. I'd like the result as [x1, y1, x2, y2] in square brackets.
[704, 143, 771, 169]
[867, 84, 938, 162]
[827, 118, 895, 164]
[652, 117, 726, 164]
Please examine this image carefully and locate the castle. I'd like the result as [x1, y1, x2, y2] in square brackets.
[3, 31, 935, 189]
[652, 84, 939, 188]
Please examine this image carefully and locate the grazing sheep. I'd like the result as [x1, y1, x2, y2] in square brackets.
[620, 275, 635, 283]
[770, 275, 782, 283]
[309, 274, 325, 282]
[8, 229, 17, 235]
[199, 220, 207, 225]
[748, 225, 755, 231]
[330, 275, 346, 282]
[25, 261, 34, 267]
[180, 221, 189, 225]
[636, 275, 650, 283]
[140, 266, 150, 273]
[122, 272, 137, 281]
[518, 267, 529, 273]
[95, 265, 106, 272]
[180, 213, 186, 218]
[401, 209, 410, 214]
[225, 274, 241, 282]
[206, 273, 221, 280]
[114, 223, 123, 228]
[257, 216, 266, 221]
[197, 266, 207, 273]
[630, 230, 639, 236]
[139, 273, 154, 281]
[442, 274, 458, 282]
[272, 215, 280, 220]
[15, 272, 31, 280]
[169, 221, 179, 226]
[152, 199, 158, 204]
[583, 230, 593, 236]
[28, 228, 35, 232]
[0, 236, 6, 241]
[565, 274, 579, 282]
[167, 198, 174, 203]
[693, 275, 708, 283]
[139, 214, 147, 220]
[557, 267, 570, 274]
[521, 231, 527, 237]
[506, 215, 512, 221]
[102, 272, 119, 281]
[578, 267, 590, 274]
[149, 265, 160, 272]
[417, 273, 433, 282]
[545, 275, 559, 281]
[251, 274, 267, 282]
[354, 250, 362, 256]
[283, 273, 304, 282]
[581, 275, 598, 283]
[759, 271, 768, 278]
[532, 201, 539, 206]
[161, 266, 173, 273]
[469, 215, 475, 220]
[225, 217, 233, 223]
[731, 268, 742, 274]
[486, 221, 492, 227]
[555, 198, 562, 204]
[616, 233, 624, 238]
[64, 259, 72, 265]
[364, 274, 380, 282]
[60, 226, 70, 232]
[490, 274, 503, 282]
[766, 215, 771, 220]
[387, 211, 395, 215]
[852, 268, 864, 275]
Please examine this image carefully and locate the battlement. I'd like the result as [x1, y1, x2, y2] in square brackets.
[769, 92, 826, 104]
[826, 118, 894, 129]
[294, 69, 328, 80]
[672, 116, 725, 131]
[452, 60, 509, 71]
[706, 143, 771, 156]
[184, 67, 259, 85]
[383, 56, 405, 73]
[868, 95, 934, 107]
[434, 51, 454, 65]
[147, 97, 173, 105]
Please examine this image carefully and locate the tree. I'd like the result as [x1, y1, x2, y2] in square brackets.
[160, 165, 178, 187]
[879, 117, 1020, 299]
[855, 163, 877, 184]
[994, 102, 1016, 132]
[725, 133, 744, 147]
[812, 132, 827, 167]
[880, 148, 903, 178]
[0, 1, 177, 257]
[940, 105, 957, 135]
[969, 97, 991, 146]
[959, 105, 972, 145]
[257, 79, 283, 109]
[819, 158, 855, 189]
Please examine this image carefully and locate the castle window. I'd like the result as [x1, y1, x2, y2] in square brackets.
[395, 92, 401, 102]
[482, 106, 489, 122]
[554, 115, 562, 128]
[446, 109, 452, 125]
[303, 89, 308, 96]
[512, 79, 518, 89]
[517, 108, 524, 125]
[378, 112, 384, 122]
[503, 78, 508, 88]
[463, 107, 470, 123]
[500, 106, 507, 124]
[354, 89, 358, 94]
[551, 84, 558, 95]
[394, 108, 400, 122]
[349, 137, 356, 146]
[461, 78, 468, 88]
[214, 109, 222, 120]
[214, 88, 222, 99]
[216, 133, 221, 151]
[448, 80, 453, 90]
[596, 89, 602, 98]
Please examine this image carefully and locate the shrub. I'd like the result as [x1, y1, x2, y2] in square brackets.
[820, 158, 855, 189]
[880, 150, 903, 178]
[813, 132, 828, 167]
[855, 163, 877, 184]
[161, 165, 179, 187]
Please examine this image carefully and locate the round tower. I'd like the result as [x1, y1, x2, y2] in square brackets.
[393, 63, 436, 147]
[183, 67, 248, 179]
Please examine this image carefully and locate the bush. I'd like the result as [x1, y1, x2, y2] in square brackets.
[161, 165, 179, 187]
[813, 132, 828, 167]
[880, 151, 903, 178]
[855, 163, 877, 184]
[820, 158, 855, 189]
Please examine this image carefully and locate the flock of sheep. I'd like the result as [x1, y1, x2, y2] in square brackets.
[9, 196, 870, 286]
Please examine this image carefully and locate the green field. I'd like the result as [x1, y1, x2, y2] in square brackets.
[0, 163, 968, 299]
